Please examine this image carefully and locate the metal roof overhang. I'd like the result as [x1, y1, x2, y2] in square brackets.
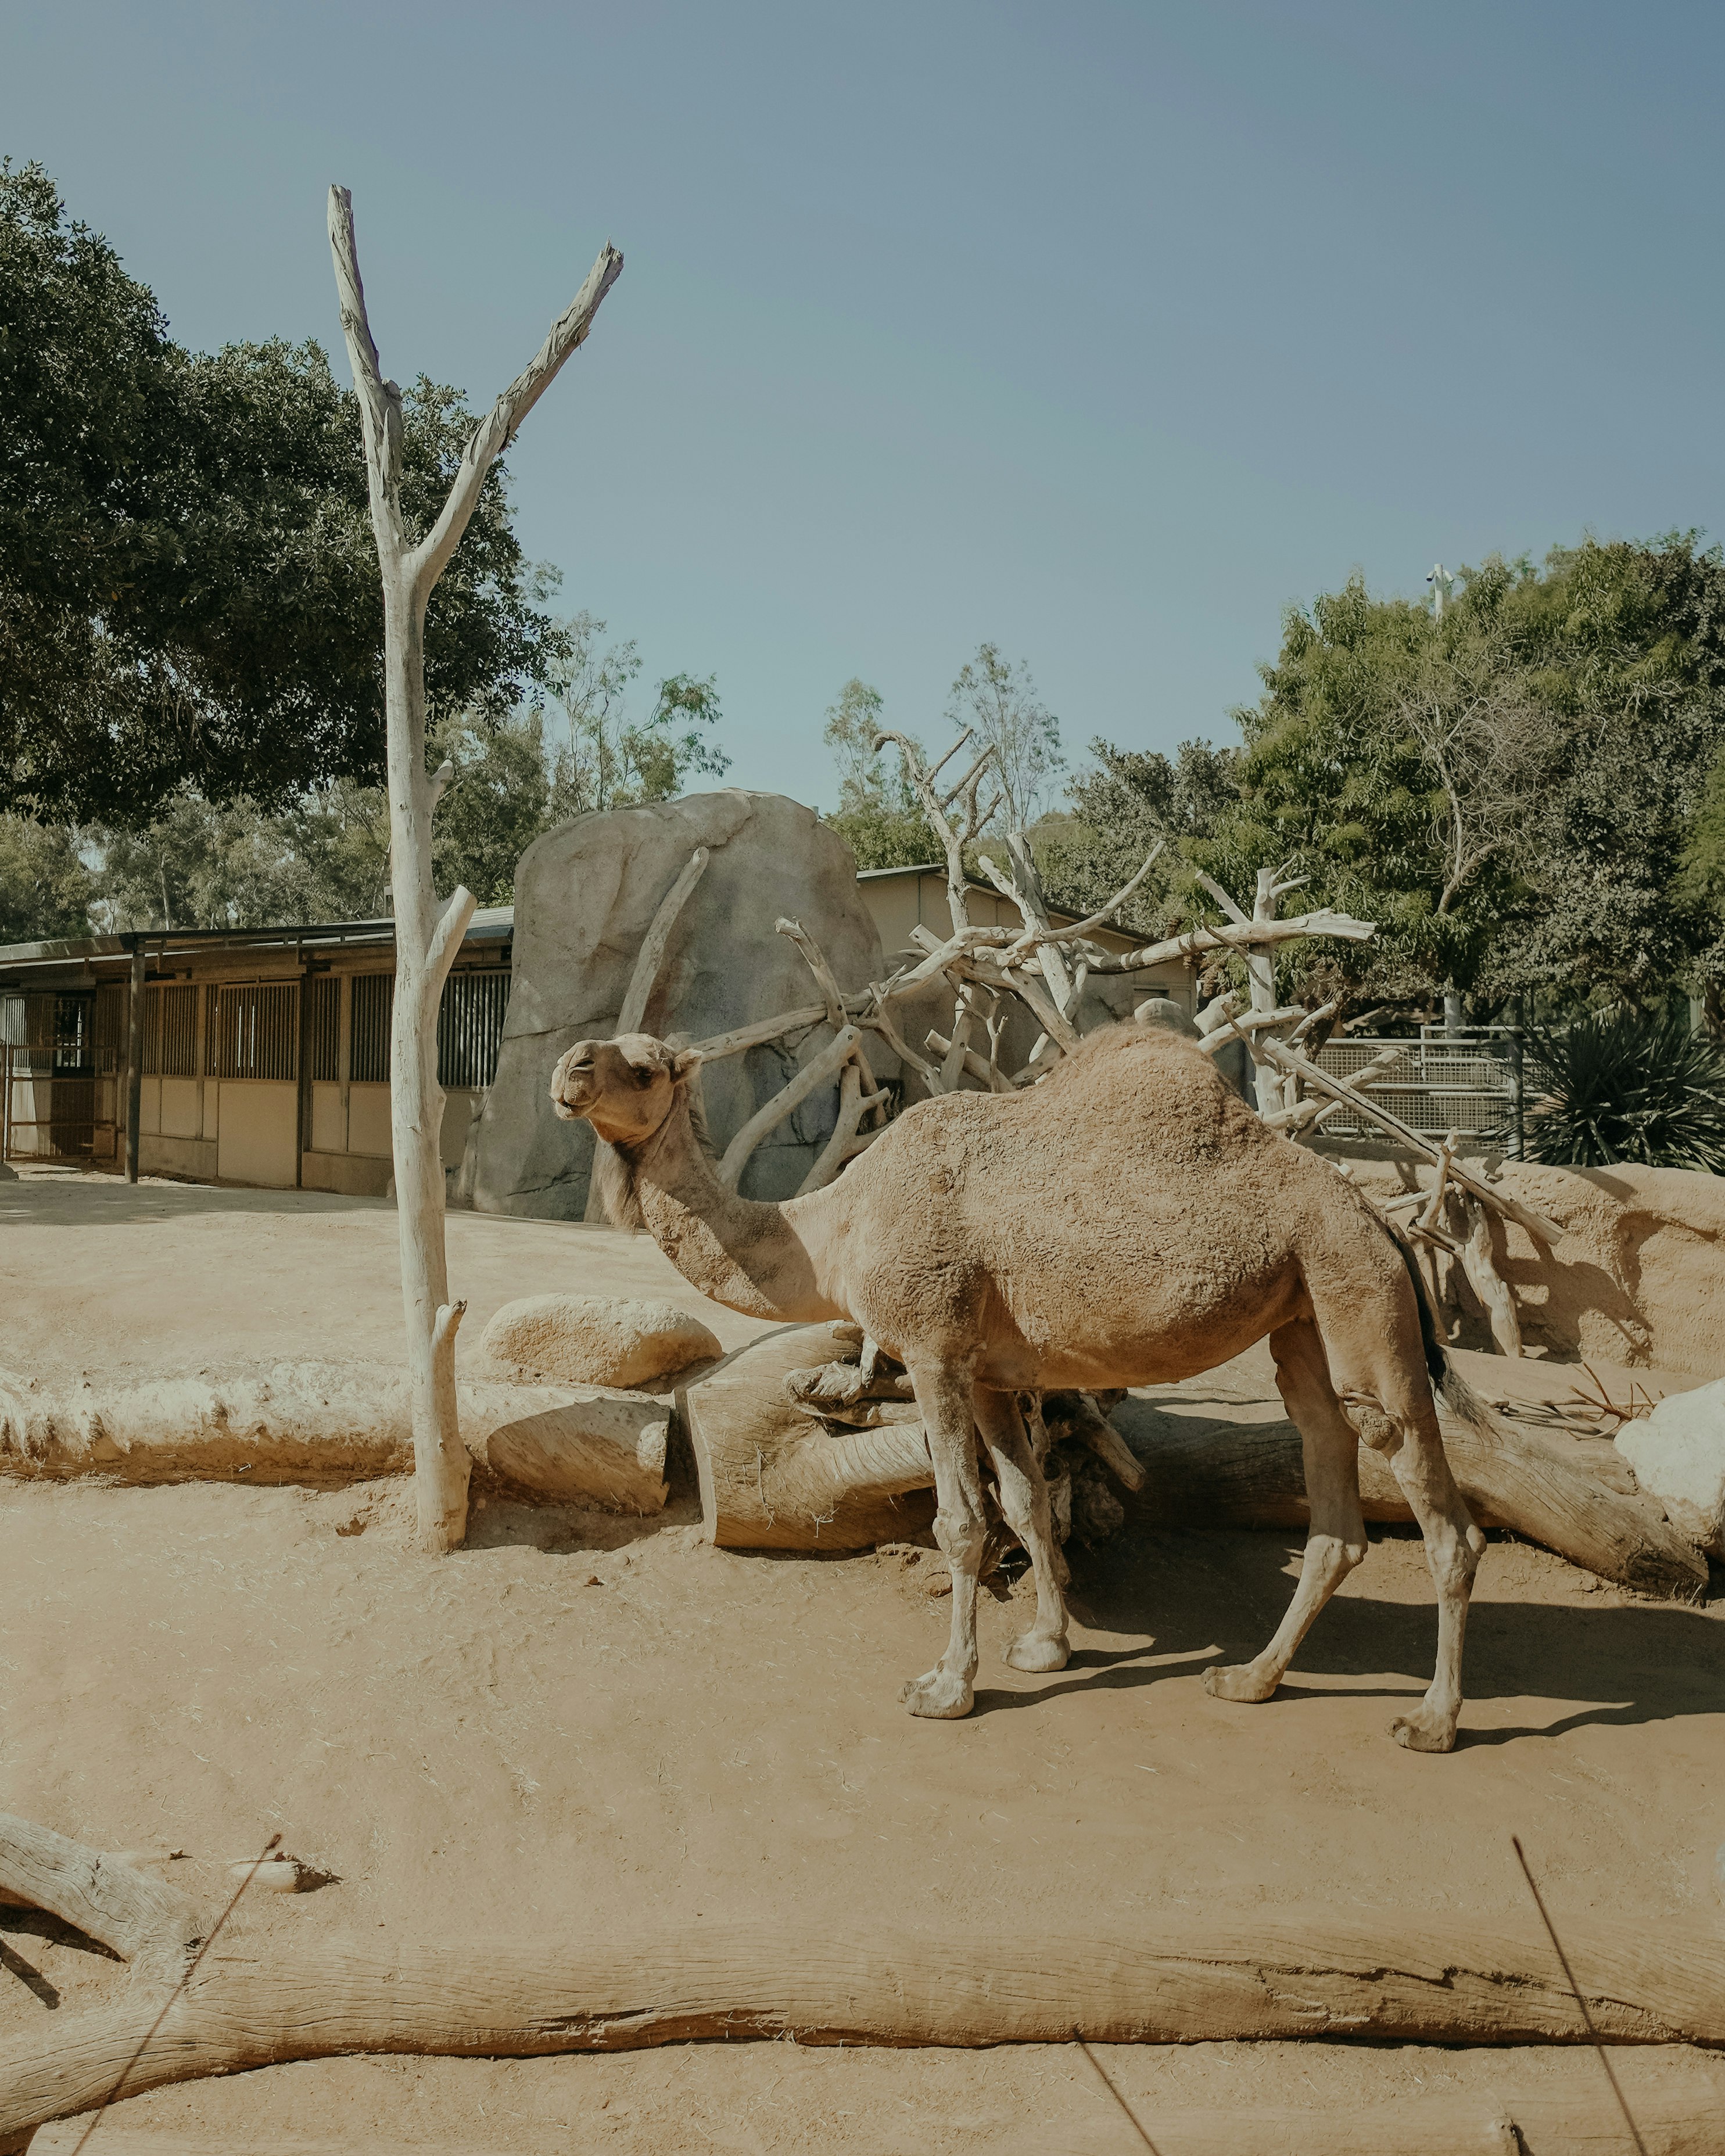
[0, 909, 514, 981]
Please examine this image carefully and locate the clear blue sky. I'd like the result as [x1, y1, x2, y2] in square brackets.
[5, 2, 1722, 809]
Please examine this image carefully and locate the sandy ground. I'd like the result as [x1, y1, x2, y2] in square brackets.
[2, 1172, 1723, 2151]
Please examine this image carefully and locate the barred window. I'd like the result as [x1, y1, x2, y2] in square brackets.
[145, 984, 199, 1077]
[438, 970, 509, 1089]
[350, 973, 393, 1085]
[306, 974, 340, 1083]
[93, 984, 125, 1058]
[209, 983, 298, 1081]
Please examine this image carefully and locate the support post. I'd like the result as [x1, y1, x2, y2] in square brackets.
[328, 184, 622, 1553]
[124, 941, 145, 1185]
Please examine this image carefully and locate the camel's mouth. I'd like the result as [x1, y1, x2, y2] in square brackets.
[550, 1054, 598, 1121]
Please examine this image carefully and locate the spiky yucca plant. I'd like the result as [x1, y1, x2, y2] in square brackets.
[1521, 1008, 1725, 1172]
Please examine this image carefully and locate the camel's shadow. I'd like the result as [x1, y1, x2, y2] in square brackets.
[970, 1526, 1722, 1744]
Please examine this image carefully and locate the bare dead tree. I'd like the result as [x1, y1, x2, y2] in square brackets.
[1394, 648, 1558, 917]
[327, 186, 622, 1552]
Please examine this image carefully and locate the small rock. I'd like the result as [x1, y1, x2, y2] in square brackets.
[1615, 1380, 1725, 1556]
[481, 1293, 722, 1390]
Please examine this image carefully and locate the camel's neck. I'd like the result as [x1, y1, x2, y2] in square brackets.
[614, 1092, 836, 1325]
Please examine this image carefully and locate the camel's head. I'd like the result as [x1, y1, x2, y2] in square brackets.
[549, 1032, 700, 1148]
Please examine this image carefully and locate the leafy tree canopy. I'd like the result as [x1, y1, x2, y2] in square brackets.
[1200, 536, 1725, 1013]
[820, 677, 939, 870]
[1, 160, 560, 824]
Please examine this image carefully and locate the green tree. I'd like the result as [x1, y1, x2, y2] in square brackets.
[1039, 737, 1238, 932]
[821, 677, 939, 869]
[0, 816, 94, 941]
[1, 162, 562, 823]
[429, 708, 551, 906]
[944, 643, 1064, 830]
[1205, 537, 1725, 1015]
[540, 612, 728, 818]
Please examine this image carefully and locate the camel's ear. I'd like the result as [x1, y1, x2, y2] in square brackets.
[669, 1047, 704, 1082]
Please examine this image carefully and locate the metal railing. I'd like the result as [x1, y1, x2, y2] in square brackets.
[1313, 1027, 1523, 1153]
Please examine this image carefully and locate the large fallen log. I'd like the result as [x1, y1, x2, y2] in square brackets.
[681, 1323, 935, 1549]
[1, 1816, 1721, 2145]
[681, 1329, 1706, 1594]
[1111, 1396, 1708, 1601]
[0, 1363, 668, 1514]
[24, 2098, 1723, 2156]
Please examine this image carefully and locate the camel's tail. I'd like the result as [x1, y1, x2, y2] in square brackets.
[1386, 1221, 1497, 1437]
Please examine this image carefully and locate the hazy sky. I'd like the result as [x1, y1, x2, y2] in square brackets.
[5, 2, 1722, 808]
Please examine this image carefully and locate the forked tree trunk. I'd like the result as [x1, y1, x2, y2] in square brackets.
[326, 187, 622, 1552]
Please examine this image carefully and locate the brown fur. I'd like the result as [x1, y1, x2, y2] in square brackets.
[550, 1023, 1487, 1748]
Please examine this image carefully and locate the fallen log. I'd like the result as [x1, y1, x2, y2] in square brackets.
[681, 1323, 935, 1549]
[24, 2098, 1723, 2156]
[1110, 1396, 1708, 1600]
[0, 1363, 668, 1514]
[2, 1817, 1721, 2143]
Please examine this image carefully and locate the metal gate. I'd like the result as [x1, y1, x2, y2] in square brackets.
[1, 991, 122, 1164]
[1314, 1028, 1523, 1153]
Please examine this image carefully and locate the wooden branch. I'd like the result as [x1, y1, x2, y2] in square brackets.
[1196, 1005, 1304, 1056]
[325, 188, 407, 557]
[718, 1026, 859, 1190]
[924, 1027, 1016, 1093]
[583, 849, 712, 1222]
[1083, 908, 1377, 975]
[1007, 841, 1167, 956]
[863, 1005, 945, 1093]
[1254, 1036, 1564, 1246]
[1193, 867, 1250, 926]
[875, 729, 988, 935]
[776, 914, 847, 1031]
[1419, 1129, 1458, 1234]
[420, 886, 476, 1029]
[619, 849, 709, 1035]
[413, 242, 624, 597]
[1264, 1046, 1404, 1137]
[795, 1062, 877, 1196]
[1458, 1196, 1523, 1358]
[685, 1004, 827, 1063]
[0, 1814, 195, 1973]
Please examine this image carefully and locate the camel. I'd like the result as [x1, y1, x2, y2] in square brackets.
[549, 1021, 1490, 1752]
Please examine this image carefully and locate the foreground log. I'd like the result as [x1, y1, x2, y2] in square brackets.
[682, 1323, 935, 1549]
[1111, 1396, 1708, 1600]
[25, 2097, 1724, 2156]
[2, 1817, 1722, 2143]
[0, 1364, 668, 1514]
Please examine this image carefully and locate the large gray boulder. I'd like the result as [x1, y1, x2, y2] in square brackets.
[460, 791, 887, 1219]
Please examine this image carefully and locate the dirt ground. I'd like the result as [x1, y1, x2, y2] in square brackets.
[2, 1172, 1723, 2151]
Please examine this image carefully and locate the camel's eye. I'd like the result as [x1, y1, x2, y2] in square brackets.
[630, 1064, 656, 1088]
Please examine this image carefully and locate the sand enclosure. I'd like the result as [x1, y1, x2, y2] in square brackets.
[2, 1173, 1723, 2151]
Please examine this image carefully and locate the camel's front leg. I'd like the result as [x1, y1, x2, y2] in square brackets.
[901, 1359, 987, 1719]
[975, 1388, 1070, 1674]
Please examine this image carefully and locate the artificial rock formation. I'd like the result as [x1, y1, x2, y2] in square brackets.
[1616, 1377, 1725, 1557]
[460, 792, 889, 1219]
[1346, 1156, 1725, 1380]
[480, 1293, 720, 1390]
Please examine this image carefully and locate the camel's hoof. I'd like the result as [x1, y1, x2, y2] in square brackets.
[1005, 1631, 1070, 1674]
[1203, 1662, 1278, 1705]
[1391, 1706, 1458, 1753]
[900, 1666, 974, 1719]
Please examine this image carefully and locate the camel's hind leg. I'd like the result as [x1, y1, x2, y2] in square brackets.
[1204, 1318, 1368, 1709]
[899, 1358, 987, 1720]
[974, 1387, 1070, 1675]
[1320, 1287, 1486, 1754]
